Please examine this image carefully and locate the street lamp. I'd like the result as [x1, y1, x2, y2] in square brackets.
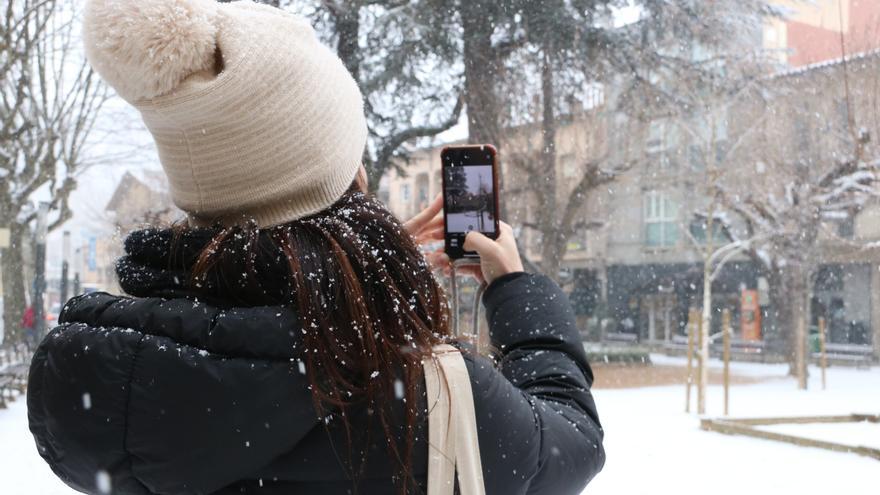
[73, 246, 81, 298]
[60, 231, 71, 306]
[32, 202, 50, 340]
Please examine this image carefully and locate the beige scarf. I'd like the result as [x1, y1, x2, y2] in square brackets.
[424, 344, 486, 495]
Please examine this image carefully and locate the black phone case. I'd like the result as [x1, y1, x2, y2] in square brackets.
[441, 145, 500, 260]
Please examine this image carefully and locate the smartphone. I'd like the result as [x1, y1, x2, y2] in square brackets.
[441, 145, 501, 259]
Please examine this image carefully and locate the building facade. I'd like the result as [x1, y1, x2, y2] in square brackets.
[71, 171, 181, 295]
[765, 0, 880, 67]
[382, 51, 880, 359]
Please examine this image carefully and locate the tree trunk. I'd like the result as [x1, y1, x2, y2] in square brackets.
[330, 3, 374, 192]
[698, 206, 716, 414]
[335, 5, 361, 82]
[770, 263, 810, 386]
[537, 49, 561, 282]
[698, 260, 712, 414]
[790, 266, 810, 389]
[461, 2, 501, 146]
[539, 232, 565, 283]
[461, 2, 509, 217]
[1, 222, 28, 344]
[765, 270, 788, 356]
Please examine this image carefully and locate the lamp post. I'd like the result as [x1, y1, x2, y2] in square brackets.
[60, 231, 71, 306]
[32, 202, 50, 340]
[73, 246, 81, 297]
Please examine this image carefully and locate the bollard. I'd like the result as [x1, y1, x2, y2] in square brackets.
[685, 308, 696, 413]
[696, 311, 704, 413]
[722, 309, 731, 416]
[819, 317, 827, 390]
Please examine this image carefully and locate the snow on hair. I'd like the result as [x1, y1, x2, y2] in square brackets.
[83, 0, 219, 102]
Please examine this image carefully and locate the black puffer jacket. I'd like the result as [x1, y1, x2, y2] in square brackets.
[28, 232, 604, 495]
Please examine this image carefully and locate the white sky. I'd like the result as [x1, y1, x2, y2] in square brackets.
[44, 103, 160, 278]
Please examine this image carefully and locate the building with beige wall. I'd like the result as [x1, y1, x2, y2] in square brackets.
[73, 171, 181, 295]
[382, 50, 880, 358]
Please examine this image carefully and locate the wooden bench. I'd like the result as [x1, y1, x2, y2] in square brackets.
[0, 343, 33, 408]
[6, 363, 29, 392]
[714, 339, 768, 363]
[0, 344, 29, 366]
[813, 343, 874, 369]
[603, 332, 639, 344]
[0, 362, 29, 408]
[713, 338, 766, 354]
[663, 335, 769, 362]
[664, 334, 689, 352]
[0, 374, 14, 409]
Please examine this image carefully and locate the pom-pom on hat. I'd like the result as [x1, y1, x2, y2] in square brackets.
[83, 0, 368, 227]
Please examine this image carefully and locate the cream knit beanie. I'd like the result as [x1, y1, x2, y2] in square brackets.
[83, 0, 368, 227]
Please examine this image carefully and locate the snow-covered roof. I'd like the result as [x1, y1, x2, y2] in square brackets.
[770, 48, 880, 80]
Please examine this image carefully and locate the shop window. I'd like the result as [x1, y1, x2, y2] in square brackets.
[644, 190, 679, 247]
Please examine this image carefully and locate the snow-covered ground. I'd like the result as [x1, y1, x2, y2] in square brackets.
[0, 399, 71, 494]
[446, 211, 494, 233]
[588, 356, 880, 495]
[1, 357, 877, 494]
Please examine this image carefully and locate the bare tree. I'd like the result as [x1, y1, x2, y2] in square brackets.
[0, 1, 107, 341]
[499, 0, 775, 283]
[720, 52, 880, 388]
[664, 55, 772, 412]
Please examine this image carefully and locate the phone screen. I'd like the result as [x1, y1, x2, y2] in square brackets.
[444, 164, 496, 234]
[442, 146, 499, 259]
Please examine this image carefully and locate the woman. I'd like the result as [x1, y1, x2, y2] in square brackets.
[27, 1, 604, 494]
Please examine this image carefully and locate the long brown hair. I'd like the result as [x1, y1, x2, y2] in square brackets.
[180, 185, 450, 493]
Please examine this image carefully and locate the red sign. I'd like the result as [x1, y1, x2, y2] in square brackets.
[741, 289, 762, 341]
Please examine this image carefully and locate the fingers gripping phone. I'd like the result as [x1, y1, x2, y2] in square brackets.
[441, 145, 501, 260]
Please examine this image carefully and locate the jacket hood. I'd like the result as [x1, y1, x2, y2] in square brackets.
[28, 292, 317, 494]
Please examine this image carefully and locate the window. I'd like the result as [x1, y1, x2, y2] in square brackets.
[584, 83, 605, 109]
[838, 216, 855, 239]
[415, 172, 429, 205]
[567, 238, 587, 252]
[644, 191, 679, 247]
[646, 119, 677, 170]
[815, 265, 844, 292]
[690, 110, 728, 167]
[377, 189, 390, 205]
[689, 218, 731, 244]
[652, 152, 676, 170]
[400, 183, 411, 202]
[646, 120, 666, 153]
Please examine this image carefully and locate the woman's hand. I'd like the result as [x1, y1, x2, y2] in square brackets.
[404, 195, 443, 243]
[406, 196, 523, 284]
[463, 222, 524, 284]
[404, 195, 451, 271]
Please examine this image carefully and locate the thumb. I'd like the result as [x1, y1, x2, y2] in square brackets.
[463, 230, 496, 254]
